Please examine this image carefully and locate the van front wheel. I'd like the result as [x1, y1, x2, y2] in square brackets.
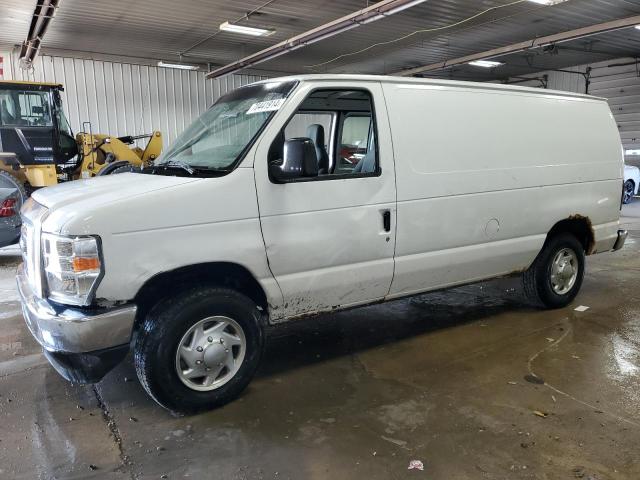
[134, 287, 265, 414]
[523, 233, 585, 309]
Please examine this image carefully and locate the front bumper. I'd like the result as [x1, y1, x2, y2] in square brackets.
[17, 264, 137, 382]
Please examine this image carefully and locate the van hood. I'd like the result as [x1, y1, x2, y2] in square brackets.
[32, 173, 199, 210]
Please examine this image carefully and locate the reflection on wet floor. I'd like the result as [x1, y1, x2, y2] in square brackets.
[0, 204, 639, 479]
[260, 277, 530, 378]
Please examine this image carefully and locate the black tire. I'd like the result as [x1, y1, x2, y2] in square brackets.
[109, 164, 135, 174]
[96, 161, 134, 176]
[134, 287, 265, 414]
[523, 233, 585, 309]
[623, 180, 635, 204]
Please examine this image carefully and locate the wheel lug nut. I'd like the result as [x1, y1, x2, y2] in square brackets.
[196, 346, 203, 352]
[225, 348, 229, 353]
[208, 336, 213, 343]
[196, 360, 202, 365]
[219, 338, 224, 344]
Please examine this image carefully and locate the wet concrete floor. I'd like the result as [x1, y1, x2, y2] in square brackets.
[1, 204, 639, 479]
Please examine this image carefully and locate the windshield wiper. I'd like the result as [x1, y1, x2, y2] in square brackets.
[160, 159, 195, 174]
[149, 161, 232, 177]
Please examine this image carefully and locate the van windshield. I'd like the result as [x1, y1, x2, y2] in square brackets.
[155, 81, 297, 172]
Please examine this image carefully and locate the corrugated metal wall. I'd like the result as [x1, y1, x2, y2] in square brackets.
[505, 66, 588, 93]
[589, 59, 640, 168]
[2, 51, 268, 148]
[505, 57, 640, 168]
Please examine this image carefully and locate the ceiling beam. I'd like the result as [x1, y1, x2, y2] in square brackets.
[206, 0, 427, 79]
[394, 14, 640, 76]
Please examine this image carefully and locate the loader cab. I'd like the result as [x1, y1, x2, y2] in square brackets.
[0, 81, 78, 174]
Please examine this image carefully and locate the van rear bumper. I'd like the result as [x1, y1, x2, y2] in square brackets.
[612, 229, 628, 251]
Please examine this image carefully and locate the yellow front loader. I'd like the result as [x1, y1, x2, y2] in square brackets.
[0, 80, 163, 192]
[74, 130, 163, 180]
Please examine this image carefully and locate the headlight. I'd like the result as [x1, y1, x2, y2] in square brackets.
[42, 233, 103, 306]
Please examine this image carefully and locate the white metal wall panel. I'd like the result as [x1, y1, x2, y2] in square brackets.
[506, 66, 587, 93]
[549, 67, 587, 93]
[504, 58, 640, 168]
[588, 58, 640, 167]
[3, 52, 268, 148]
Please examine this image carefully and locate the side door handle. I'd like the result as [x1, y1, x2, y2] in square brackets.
[382, 210, 391, 232]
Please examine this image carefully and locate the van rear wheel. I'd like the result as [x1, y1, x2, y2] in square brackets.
[523, 233, 585, 309]
[134, 287, 265, 414]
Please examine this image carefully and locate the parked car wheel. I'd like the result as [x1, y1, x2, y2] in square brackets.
[134, 286, 265, 414]
[623, 180, 635, 204]
[523, 233, 585, 309]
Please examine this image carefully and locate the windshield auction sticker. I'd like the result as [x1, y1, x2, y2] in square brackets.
[246, 98, 286, 114]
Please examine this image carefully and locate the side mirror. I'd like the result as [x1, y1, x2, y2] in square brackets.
[269, 138, 318, 183]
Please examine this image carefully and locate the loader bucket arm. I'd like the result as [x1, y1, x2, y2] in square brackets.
[141, 131, 163, 165]
[73, 131, 163, 179]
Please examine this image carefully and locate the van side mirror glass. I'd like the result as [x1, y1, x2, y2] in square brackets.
[269, 138, 319, 183]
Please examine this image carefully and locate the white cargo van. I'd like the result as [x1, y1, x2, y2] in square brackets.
[18, 75, 627, 413]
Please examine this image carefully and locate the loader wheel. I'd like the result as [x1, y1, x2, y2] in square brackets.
[109, 164, 135, 174]
[97, 162, 135, 176]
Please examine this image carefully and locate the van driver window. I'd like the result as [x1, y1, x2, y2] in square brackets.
[271, 89, 378, 180]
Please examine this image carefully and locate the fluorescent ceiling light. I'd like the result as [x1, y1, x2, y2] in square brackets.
[635, 25, 640, 30]
[157, 61, 200, 70]
[385, 0, 428, 14]
[220, 21, 275, 37]
[361, 0, 427, 23]
[526, 0, 568, 4]
[468, 60, 504, 68]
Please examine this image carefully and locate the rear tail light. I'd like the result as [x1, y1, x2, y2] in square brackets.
[0, 197, 17, 217]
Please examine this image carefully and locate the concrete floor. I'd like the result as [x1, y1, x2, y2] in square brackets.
[1, 204, 639, 480]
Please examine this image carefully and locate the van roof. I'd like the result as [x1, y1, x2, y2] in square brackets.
[253, 74, 604, 102]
